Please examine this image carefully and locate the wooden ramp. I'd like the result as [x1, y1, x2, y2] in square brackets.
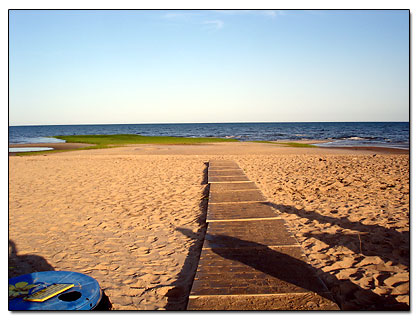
[187, 160, 339, 310]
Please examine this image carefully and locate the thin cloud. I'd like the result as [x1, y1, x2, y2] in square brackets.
[302, 10, 327, 15]
[203, 20, 224, 30]
[261, 10, 283, 18]
[163, 12, 184, 19]
[162, 12, 202, 19]
[161, 12, 224, 32]
[213, 10, 285, 18]
[213, 10, 252, 15]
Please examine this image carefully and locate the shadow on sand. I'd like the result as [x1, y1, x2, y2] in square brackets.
[267, 203, 410, 268]
[164, 162, 209, 310]
[8, 240, 55, 279]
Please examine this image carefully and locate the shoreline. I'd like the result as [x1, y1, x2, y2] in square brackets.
[321, 146, 409, 154]
[8, 141, 409, 155]
[8, 143, 94, 155]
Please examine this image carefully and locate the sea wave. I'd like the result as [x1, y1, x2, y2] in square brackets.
[333, 135, 381, 141]
[9, 122, 409, 148]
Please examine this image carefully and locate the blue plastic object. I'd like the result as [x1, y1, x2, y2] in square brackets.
[9, 271, 102, 310]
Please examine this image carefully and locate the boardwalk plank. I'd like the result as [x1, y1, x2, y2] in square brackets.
[209, 182, 258, 193]
[207, 202, 278, 221]
[209, 190, 266, 203]
[203, 220, 298, 248]
[208, 175, 251, 183]
[208, 170, 246, 177]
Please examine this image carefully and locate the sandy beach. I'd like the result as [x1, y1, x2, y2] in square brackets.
[8, 142, 409, 310]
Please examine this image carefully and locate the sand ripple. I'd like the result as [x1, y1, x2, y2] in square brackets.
[235, 154, 409, 309]
[9, 155, 208, 310]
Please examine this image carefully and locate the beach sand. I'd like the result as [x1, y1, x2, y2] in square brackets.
[8, 143, 409, 310]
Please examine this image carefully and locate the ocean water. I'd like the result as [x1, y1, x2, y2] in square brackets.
[8, 122, 409, 149]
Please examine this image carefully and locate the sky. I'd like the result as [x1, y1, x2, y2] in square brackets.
[9, 9, 409, 125]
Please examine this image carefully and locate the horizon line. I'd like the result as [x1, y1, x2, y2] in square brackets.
[9, 120, 410, 127]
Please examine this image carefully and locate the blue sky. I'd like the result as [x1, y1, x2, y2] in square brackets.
[9, 10, 409, 125]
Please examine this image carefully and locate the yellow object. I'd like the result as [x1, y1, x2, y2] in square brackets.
[24, 284, 74, 302]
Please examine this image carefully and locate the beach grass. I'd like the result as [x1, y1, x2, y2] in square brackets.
[53, 134, 238, 146]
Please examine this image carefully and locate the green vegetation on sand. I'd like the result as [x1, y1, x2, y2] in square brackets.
[281, 142, 318, 148]
[54, 134, 238, 147]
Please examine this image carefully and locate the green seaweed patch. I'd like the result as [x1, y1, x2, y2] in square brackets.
[250, 140, 275, 144]
[54, 134, 238, 146]
[282, 142, 318, 148]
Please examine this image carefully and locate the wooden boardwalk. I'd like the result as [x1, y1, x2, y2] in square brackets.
[187, 160, 339, 310]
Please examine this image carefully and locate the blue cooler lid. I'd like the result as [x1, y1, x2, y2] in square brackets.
[9, 271, 102, 310]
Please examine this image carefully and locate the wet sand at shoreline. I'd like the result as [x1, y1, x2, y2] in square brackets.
[8, 143, 94, 156]
[8, 142, 409, 310]
[8, 141, 409, 156]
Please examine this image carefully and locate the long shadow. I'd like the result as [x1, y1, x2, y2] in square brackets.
[268, 203, 410, 267]
[164, 162, 209, 310]
[9, 240, 55, 279]
[177, 228, 409, 311]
